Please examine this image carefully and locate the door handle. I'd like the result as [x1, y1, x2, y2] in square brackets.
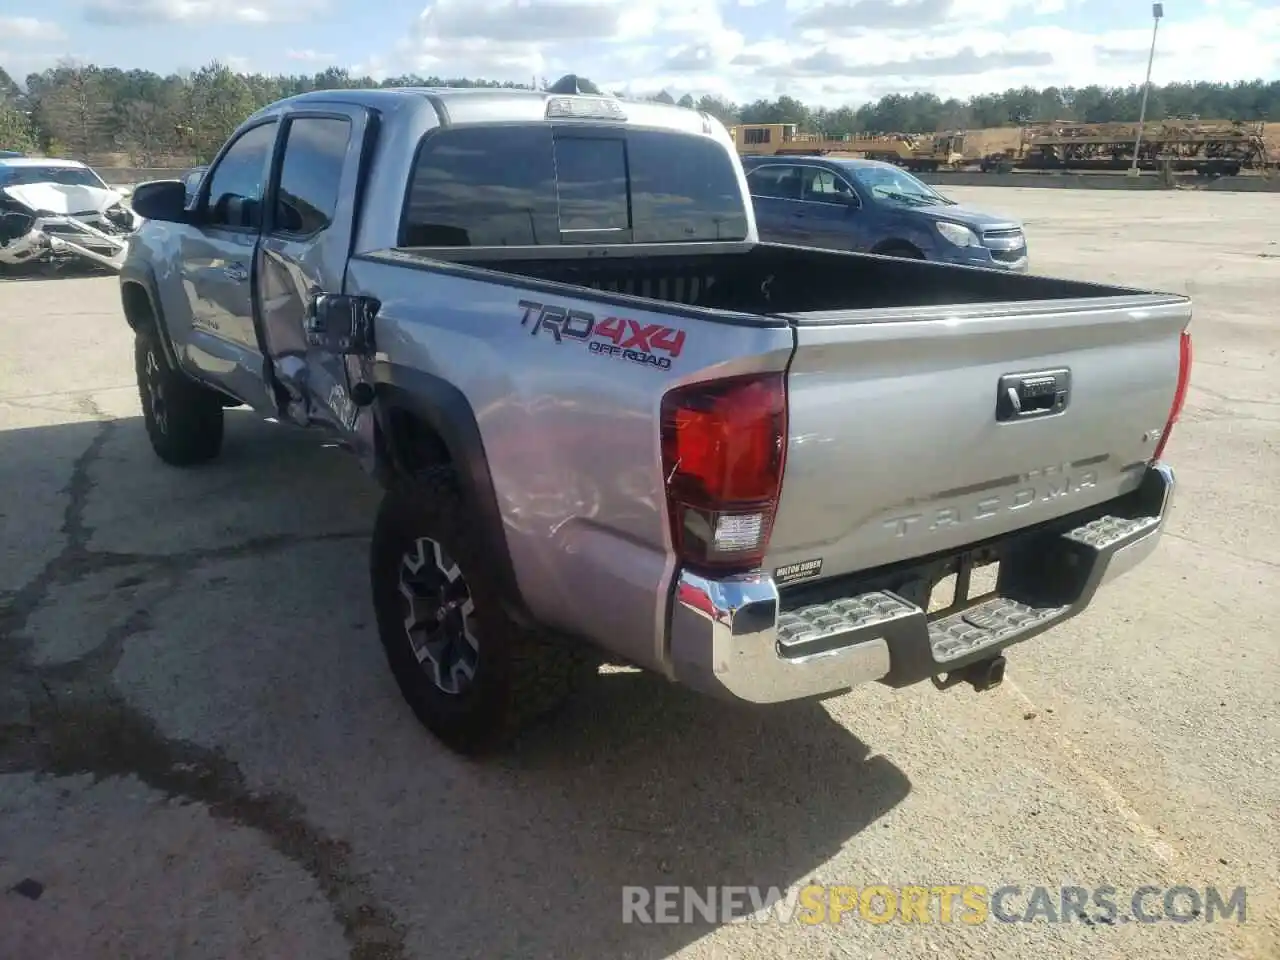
[223, 263, 248, 283]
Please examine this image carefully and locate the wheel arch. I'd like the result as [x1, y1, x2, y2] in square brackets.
[120, 267, 243, 407]
[119, 264, 183, 372]
[870, 238, 926, 259]
[372, 367, 532, 626]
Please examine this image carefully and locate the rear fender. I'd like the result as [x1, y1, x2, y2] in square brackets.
[372, 365, 531, 625]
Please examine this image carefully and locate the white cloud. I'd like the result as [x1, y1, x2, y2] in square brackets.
[784, 0, 1076, 35]
[82, 0, 329, 25]
[397, 0, 740, 84]
[0, 51, 80, 81]
[286, 48, 337, 62]
[53, 0, 1278, 110]
[599, 4, 1280, 106]
[348, 54, 394, 82]
[0, 17, 66, 40]
[0, 20, 73, 82]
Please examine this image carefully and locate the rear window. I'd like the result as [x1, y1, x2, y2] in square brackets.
[553, 137, 629, 234]
[399, 123, 748, 247]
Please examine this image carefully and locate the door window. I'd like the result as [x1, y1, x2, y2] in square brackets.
[272, 116, 351, 236]
[203, 121, 278, 230]
[801, 168, 858, 205]
[746, 165, 802, 201]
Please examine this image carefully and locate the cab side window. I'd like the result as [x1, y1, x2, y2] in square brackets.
[203, 121, 278, 230]
[272, 116, 351, 236]
[746, 165, 802, 201]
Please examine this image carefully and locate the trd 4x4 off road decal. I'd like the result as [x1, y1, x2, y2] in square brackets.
[517, 299, 686, 371]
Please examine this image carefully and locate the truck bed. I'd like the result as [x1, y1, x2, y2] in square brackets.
[356, 238, 1190, 603]
[371, 240, 1170, 320]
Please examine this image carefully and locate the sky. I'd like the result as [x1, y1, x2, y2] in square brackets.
[1, 0, 1278, 107]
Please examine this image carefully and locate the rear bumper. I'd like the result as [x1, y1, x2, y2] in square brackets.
[668, 461, 1174, 704]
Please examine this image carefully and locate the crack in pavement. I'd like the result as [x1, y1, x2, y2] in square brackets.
[0, 404, 407, 960]
[0, 695, 406, 960]
[1191, 384, 1280, 408]
[1163, 531, 1280, 571]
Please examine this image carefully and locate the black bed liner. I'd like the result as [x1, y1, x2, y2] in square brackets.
[361, 241, 1167, 321]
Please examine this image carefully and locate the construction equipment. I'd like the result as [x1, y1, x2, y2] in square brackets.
[728, 123, 972, 171]
[981, 118, 1271, 175]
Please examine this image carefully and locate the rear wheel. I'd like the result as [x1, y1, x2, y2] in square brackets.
[134, 322, 225, 466]
[370, 466, 592, 754]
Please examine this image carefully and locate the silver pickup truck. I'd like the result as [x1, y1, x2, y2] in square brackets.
[119, 84, 1193, 755]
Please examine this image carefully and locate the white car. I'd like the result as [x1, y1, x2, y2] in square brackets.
[0, 157, 140, 271]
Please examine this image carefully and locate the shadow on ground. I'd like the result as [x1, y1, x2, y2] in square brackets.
[0, 262, 117, 283]
[0, 409, 912, 960]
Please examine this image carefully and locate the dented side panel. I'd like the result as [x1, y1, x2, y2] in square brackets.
[345, 255, 795, 673]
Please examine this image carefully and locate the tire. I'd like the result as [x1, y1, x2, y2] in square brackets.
[134, 321, 225, 466]
[370, 466, 591, 755]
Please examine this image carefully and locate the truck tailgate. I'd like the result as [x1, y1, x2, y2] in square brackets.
[765, 294, 1191, 580]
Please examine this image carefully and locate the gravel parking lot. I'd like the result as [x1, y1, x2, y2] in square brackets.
[1, 186, 1277, 960]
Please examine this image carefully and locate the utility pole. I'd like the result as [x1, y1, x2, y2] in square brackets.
[1128, 2, 1164, 177]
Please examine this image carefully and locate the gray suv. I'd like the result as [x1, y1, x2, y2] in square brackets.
[743, 155, 1028, 271]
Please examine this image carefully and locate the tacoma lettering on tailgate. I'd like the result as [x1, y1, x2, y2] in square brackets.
[882, 463, 1100, 539]
[517, 299, 686, 371]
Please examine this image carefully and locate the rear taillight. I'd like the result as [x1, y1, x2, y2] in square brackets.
[660, 372, 787, 573]
[1152, 329, 1193, 462]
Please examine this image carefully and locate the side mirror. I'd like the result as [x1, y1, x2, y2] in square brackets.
[129, 179, 188, 224]
[213, 194, 263, 229]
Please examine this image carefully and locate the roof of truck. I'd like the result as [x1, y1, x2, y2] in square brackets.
[249, 86, 715, 135]
[273, 86, 642, 105]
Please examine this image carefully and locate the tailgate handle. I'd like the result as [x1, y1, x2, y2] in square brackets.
[996, 369, 1070, 422]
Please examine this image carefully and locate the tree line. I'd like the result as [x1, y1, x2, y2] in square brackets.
[1, 60, 1276, 166]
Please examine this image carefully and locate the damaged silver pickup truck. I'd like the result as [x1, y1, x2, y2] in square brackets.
[118, 85, 1193, 755]
[0, 157, 139, 270]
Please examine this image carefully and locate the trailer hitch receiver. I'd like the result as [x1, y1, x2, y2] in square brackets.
[931, 655, 1007, 693]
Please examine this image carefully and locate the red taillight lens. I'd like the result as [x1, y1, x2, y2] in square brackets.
[1153, 329, 1192, 462]
[660, 373, 787, 573]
